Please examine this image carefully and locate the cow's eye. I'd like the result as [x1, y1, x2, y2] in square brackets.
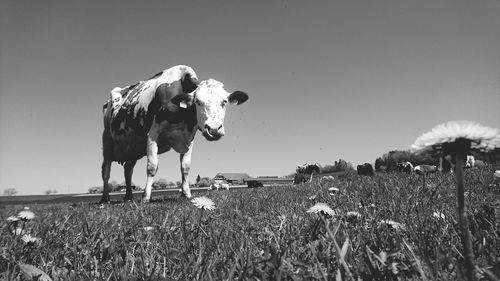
[195, 100, 201, 106]
[222, 100, 228, 107]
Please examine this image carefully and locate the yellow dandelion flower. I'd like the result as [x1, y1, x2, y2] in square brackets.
[379, 219, 406, 231]
[7, 216, 20, 222]
[307, 203, 336, 217]
[21, 234, 41, 245]
[411, 120, 500, 154]
[17, 210, 35, 221]
[328, 187, 340, 196]
[191, 196, 215, 211]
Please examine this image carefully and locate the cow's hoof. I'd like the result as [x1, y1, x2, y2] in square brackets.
[141, 197, 150, 203]
[180, 192, 192, 199]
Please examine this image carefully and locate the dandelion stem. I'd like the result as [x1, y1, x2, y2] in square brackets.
[455, 153, 475, 281]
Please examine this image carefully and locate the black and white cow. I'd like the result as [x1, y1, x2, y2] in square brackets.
[414, 165, 438, 175]
[101, 65, 248, 203]
[357, 163, 374, 176]
[293, 163, 320, 184]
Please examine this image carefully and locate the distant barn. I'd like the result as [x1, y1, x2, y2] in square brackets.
[213, 173, 250, 185]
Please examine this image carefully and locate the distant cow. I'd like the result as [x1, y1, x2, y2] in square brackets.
[357, 163, 374, 176]
[465, 155, 475, 168]
[440, 155, 477, 173]
[397, 161, 414, 173]
[101, 65, 248, 203]
[293, 163, 320, 184]
[414, 165, 438, 175]
[247, 180, 264, 188]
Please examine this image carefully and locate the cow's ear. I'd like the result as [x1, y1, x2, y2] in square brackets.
[181, 73, 200, 94]
[171, 93, 195, 109]
[228, 91, 248, 105]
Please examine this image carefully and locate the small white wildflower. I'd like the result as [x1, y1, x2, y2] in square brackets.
[191, 196, 215, 211]
[328, 187, 339, 196]
[346, 211, 361, 219]
[494, 170, 500, 179]
[433, 211, 446, 220]
[21, 234, 41, 245]
[7, 216, 20, 222]
[307, 203, 336, 217]
[308, 195, 317, 201]
[143, 226, 154, 232]
[379, 219, 406, 231]
[17, 210, 35, 221]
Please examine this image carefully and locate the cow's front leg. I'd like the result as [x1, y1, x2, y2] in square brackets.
[143, 137, 159, 203]
[100, 160, 112, 204]
[180, 142, 194, 198]
[123, 160, 137, 202]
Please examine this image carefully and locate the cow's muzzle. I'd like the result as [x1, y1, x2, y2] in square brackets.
[201, 124, 223, 141]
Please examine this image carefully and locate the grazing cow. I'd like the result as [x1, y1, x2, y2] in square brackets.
[465, 155, 475, 168]
[414, 165, 438, 175]
[247, 180, 264, 188]
[293, 163, 320, 184]
[397, 161, 414, 173]
[101, 65, 248, 203]
[357, 163, 374, 176]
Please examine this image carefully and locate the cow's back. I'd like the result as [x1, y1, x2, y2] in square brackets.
[102, 65, 198, 162]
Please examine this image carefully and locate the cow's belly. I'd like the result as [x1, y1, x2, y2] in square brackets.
[111, 134, 147, 161]
[157, 127, 195, 154]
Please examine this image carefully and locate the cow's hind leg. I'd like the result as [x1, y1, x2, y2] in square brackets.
[100, 160, 112, 204]
[123, 160, 137, 202]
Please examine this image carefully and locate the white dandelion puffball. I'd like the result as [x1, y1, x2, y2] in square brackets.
[411, 121, 500, 154]
[307, 203, 336, 217]
[494, 170, 500, 179]
[191, 196, 215, 211]
[17, 210, 35, 221]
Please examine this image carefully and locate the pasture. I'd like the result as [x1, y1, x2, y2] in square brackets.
[1, 165, 499, 280]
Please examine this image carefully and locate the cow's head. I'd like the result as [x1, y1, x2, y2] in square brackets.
[172, 79, 248, 141]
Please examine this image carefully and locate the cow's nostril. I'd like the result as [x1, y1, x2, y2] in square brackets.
[218, 125, 223, 130]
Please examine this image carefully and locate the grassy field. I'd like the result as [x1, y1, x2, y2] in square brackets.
[1, 165, 499, 280]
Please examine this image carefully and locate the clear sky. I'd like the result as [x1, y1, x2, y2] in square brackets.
[1, 0, 499, 195]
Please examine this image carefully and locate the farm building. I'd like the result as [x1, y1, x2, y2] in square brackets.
[213, 173, 250, 185]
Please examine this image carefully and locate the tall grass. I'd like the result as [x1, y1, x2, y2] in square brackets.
[1, 165, 499, 280]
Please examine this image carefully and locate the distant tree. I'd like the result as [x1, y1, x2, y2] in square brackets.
[119, 181, 136, 187]
[176, 181, 182, 187]
[152, 178, 174, 189]
[45, 189, 58, 195]
[88, 186, 103, 194]
[197, 177, 212, 187]
[3, 188, 18, 196]
[109, 180, 120, 192]
[196, 174, 201, 184]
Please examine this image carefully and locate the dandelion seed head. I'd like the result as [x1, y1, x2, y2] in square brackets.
[411, 121, 500, 155]
[191, 196, 215, 211]
[307, 203, 336, 217]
